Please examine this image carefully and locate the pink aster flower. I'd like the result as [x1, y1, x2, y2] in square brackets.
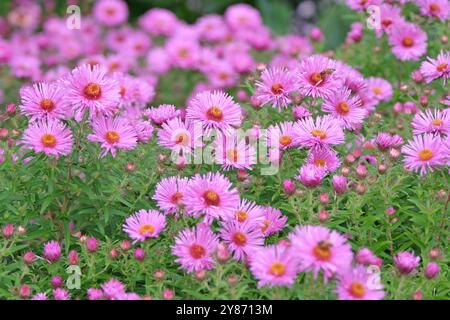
[394, 251, 421, 275]
[195, 14, 229, 43]
[336, 266, 385, 300]
[322, 88, 366, 130]
[145, 104, 180, 126]
[131, 120, 154, 142]
[346, 0, 381, 11]
[277, 35, 313, 58]
[419, 0, 449, 21]
[224, 199, 265, 225]
[293, 115, 345, 149]
[87, 288, 104, 300]
[64, 64, 120, 121]
[219, 220, 264, 262]
[260, 206, 287, 236]
[267, 121, 298, 150]
[102, 279, 126, 300]
[22, 118, 73, 159]
[401, 133, 447, 175]
[87, 116, 138, 157]
[165, 37, 200, 69]
[420, 50, 450, 84]
[289, 225, 353, 280]
[186, 90, 242, 130]
[296, 164, 327, 188]
[366, 77, 393, 102]
[93, 0, 128, 27]
[374, 132, 404, 151]
[224, 3, 262, 31]
[138, 8, 179, 36]
[375, 4, 404, 38]
[249, 244, 298, 288]
[306, 147, 340, 172]
[411, 108, 450, 136]
[171, 224, 219, 273]
[43, 240, 61, 262]
[297, 55, 340, 98]
[184, 172, 240, 221]
[152, 176, 189, 214]
[254, 67, 298, 110]
[19, 82, 69, 121]
[157, 117, 199, 155]
[32, 293, 48, 300]
[146, 48, 172, 74]
[388, 22, 427, 61]
[123, 209, 167, 243]
[214, 131, 256, 170]
[53, 288, 70, 300]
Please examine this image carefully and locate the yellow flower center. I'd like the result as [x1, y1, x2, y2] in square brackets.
[235, 210, 248, 223]
[105, 131, 120, 144]
[189, 244, 206, 259]
[309, 72, 323, 85]
[314, 159, 327, 167]
[232, 231, 247, 246]
[206, 106, 223, 122]
[337, 102, 350, 115]
[139, 224, 154, 235]
[261, 220, 270, 232]
[313, 240, 332, 261]
[271, 83, 283, 95]
[175, 133, 189, 145]
[279, 135, 292, 146]
[436, 63, 448, 72]
[83, 82, 102, 100]
[311, 129, 327, 139]
[170, 192, 183, 205]
[372, 87, 382, 95]
[40, 99, 55, 112]
[349, 282, 366, 299]
[40, 134, 57, 148]
[418, 148, 433, 161]
[402, 37, 414, 48]
[226, 148, 239, 162]
[432, 118, 442, 126]
[269, 262, 286, 277]
[203, 190, 220, 206]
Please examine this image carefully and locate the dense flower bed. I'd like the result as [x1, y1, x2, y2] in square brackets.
[0, 0, 448, 300]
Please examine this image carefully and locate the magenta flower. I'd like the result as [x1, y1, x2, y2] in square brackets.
[322, 88, 366, 130]
[336, 266, 385, 300]
[123, 209, 167, 243]
[420, 50, 450, 84]
[411, 109, 450, 136]
[157, 117, 200, 154]
[171, 224, 219, 273]
[293, 115, 345, 149]
[249, 244, 298, 288]
[101, 279, 126, 300]
[366, 77, 393, 102]
[214, 131, 256, 170]
[184, 172, 240, 221]
[43, 240, 61, 262]
[22, 118, 73, 159]
[267, 121, 298, 150]
[260, 206, 288, 236]
[145, 104, 180, 126]
[374, 132, 404, 151]
[419, 0, 449, 21]
[87, 116, 138, 157]
[297, 55, 339, 98]
[306, 147, 340, 172]
[394, 251, 420, 275]
[224, 199, 265, 225]
[152, 176, 189, 214]
[388, 22, 427, 61]
[93, 0, 128, 26]
[296, 164, 327, 188]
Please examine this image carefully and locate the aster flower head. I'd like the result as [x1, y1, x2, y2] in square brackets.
[145, 104, 180, 126]
[152, 176, 189, 214]
[165, 37, 200, 69]
[219, 220, 264, 261]
[306, 147, 340, 172]
[87, 116, 138, 158]
[296, 55, 340, 99]
[250, 244, 298, 288]
[388, 22, 427, 61]
[289, 225, 353, 280]
[187, 90, 242, 131]
[267, 121, 298, 150]
[214, 131, 257, 170]
[296, 164, 327, 188]
[102, 279, 126, 300]
[293, 115, 345, 149]
[32, 293, 48, 300]
[366, 77, 393, 102]
[184, 172, 240, 222]
[394, 251, 421, 275]
[53, 288, 70, 300]
[322, 87, 365, 130]
[401, 133, 447, 175]
[123, 209, 167, 243]
[260, 206, 288, 236]
[411, 108, 450, 136]
[420, 50, 450, 84]
[93, 0, 128, 27]
[374, 132, 404, 151]
[171, 224, 219, 273]
[336, 266, 385, 300]
[254, 67, 298, 110]
[64, 64, 120, 121]
[19, 82, 69, 121]
[224, 3, 262, 31]
[224, 198, 265, 225]
[332, 175, 348, 195]
[22, 118, 73, 159]
[43, 240, 61, 262]
[419, 0, 449, 21]
[375, 4, 404, 37]
[157, 117, 200, 155]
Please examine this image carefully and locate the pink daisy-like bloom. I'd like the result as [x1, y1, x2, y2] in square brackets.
[64, 64, 120, 121]
[145, 104, 180, 126]
[277, 35, 314, 59]
[195, 14, 229, 43]
[374, 132, 404, 151]
[420, 50, 450, 84]
[171, 224, 219, 273]
[289, 225, 353, 280]
[306, 147, 340, 172]
[224, 3, 262, 31]
[296, 55, 340, 99]
[146, 48, 172, 74]
[375, 4, 404, 38]
[87, 116, 138, 158]
[184, 172, 240, 221]
[254, 67, 298, 110]
[401, 133, 447, 175]
[43, 240, 61, 262]
[322, 88, 366, 130]
[336, 266, 385, 300]
[388, 22, 427, 61]
[102, 279, 126, 300]
[219, 220, 264, 262]
[267, 121, 298, 150]
[224, 199, 265, 225]
[249, 244, 298, 288]
[214, 131, 256, 170]
[293, 115, 345, 149]
[53, 288, 70, 300]
[19, 82, 69, 121]
[165, 37, 200, 69]
[419, 0, 449, 21]
[152, 176, 189, 214]
[186, 91, 242, 131]
[131, 120, 154, 142]
[411, 108, 450, 136]
[138, 8, 179, 37]
[296, 164, 327, 188]
[157, 117, 200, 155]
[22, 118, 73, 159]
[366, 77, 393, 102]
[260, 206, 288, 236]
[123, 209, 167, 243]
[393, 251, 421, 275]
[346, 0, 381, 11]
[93, 0, 128, 26]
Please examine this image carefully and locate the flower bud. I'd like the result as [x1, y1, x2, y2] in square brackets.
[51, 276, 63, 288]
[68, 250, 79, 265]
[121, 240, 131, 251]
[134, 247, 146, 261]
[282, 179, 296, 196]
[424, 262, 440, 279]
[23, 251, 36, 264]
[19, 284, 31, 298]
[318, 210, 329, 223]
[2, 224, 14, 238]
[109, 248, 119, 259]
[162, 288, 174, 300]
[86, 237, 99, 253]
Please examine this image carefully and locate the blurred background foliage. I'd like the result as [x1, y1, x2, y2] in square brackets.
[0, 0, 354, 49]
